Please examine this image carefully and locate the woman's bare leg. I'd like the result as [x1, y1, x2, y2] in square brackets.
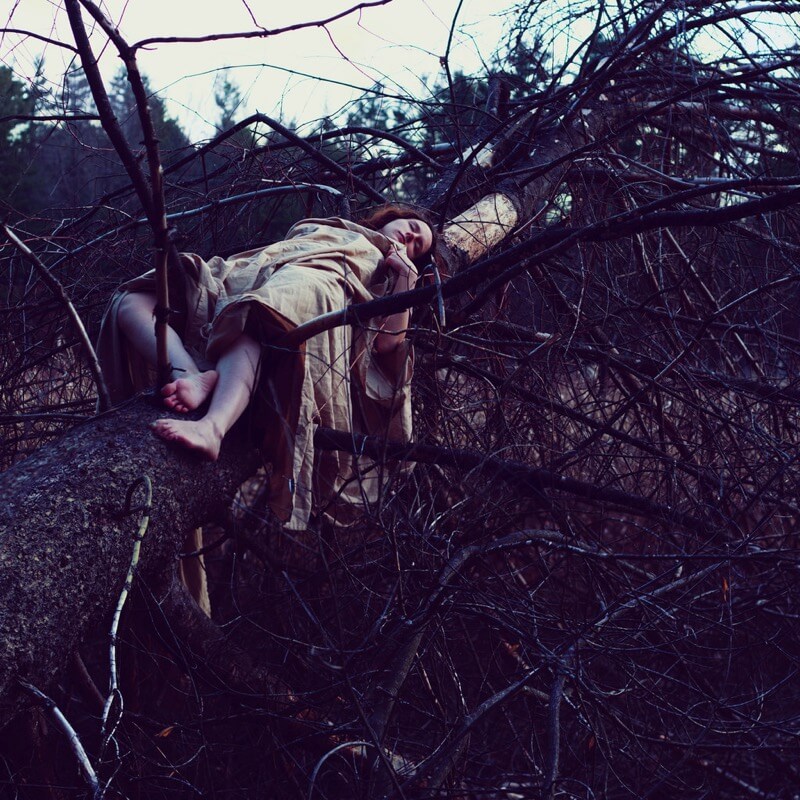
[117, 292, 218, 412]
[150, 334, 261, 460]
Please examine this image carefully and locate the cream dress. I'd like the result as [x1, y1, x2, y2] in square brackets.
[98, 218, 414, 531]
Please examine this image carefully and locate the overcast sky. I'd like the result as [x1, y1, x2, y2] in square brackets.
[4, 0, 796, 144]
[3, 0, 516, 140]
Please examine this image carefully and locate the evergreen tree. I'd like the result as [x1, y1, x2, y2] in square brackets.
[214, 71, 243, 133]
[109, 68, 192, 163]
[28, 70, 112, 211]
[0, 66, 36, 212]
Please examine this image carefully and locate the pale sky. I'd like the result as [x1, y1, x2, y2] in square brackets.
[5, 0, 791, 143]
[2, 0, 513, 140]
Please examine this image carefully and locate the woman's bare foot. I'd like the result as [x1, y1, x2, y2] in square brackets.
[150, 418, 223, 460]
[161, 370, 219, 413]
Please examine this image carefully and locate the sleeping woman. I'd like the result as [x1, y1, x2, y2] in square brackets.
[97, 204, 434, 529]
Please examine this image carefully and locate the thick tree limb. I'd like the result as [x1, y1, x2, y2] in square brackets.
[77, 0, 180, 386]
[63, 0, 154, 224]
[0, 397, 261, 720]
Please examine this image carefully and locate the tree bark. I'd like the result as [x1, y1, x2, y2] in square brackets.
[0, 396, 261, 721]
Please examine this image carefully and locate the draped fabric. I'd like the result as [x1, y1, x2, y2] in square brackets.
[97, 218, 414, 530]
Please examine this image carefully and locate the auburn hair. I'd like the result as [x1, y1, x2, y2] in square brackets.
[357, 203, 437, 265]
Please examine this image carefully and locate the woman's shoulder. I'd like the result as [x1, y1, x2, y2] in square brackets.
[286, 217, 392, 254]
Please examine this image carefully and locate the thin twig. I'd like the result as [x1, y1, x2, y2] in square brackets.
[100, 476, 151, 750]
[1, 224, 112, 411]
[132, 0, 392, 49]
[19, 680, 100, 795]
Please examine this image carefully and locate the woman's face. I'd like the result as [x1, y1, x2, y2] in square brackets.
[380, 217, 434, 262]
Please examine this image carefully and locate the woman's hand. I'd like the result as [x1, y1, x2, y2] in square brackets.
[374, 248, 419, 358]
[385, 248, 418, 289]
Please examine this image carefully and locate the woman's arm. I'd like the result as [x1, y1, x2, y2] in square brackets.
[374, 249, 418, 357]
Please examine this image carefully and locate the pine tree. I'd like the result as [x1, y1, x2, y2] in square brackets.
[0, 66, 36, 212]
[110, 67, 192, 163]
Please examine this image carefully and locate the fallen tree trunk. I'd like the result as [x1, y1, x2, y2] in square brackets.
[0, 396, 261, 721]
